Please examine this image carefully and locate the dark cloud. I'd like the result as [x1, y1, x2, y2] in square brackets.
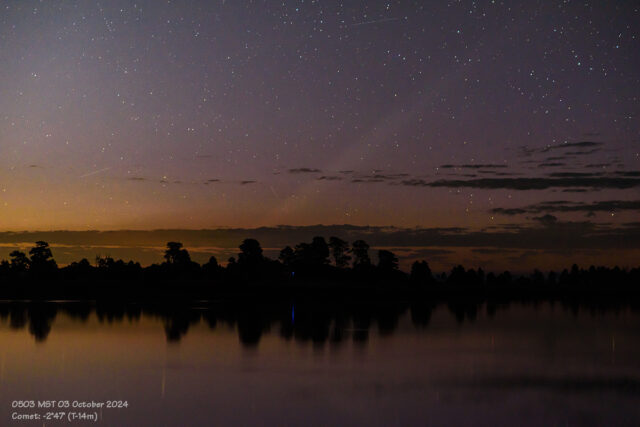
[538, 162, 566, 167]
[585, 163, 613, 168]
[400, 179, 430, 187]
[476, 171, 520, 176]
[491, 200, 640, 216]
[408, 176, 640, 190]
[240, 180, 257, 185]
[352, 178, 385, 183]
[532, 214, 558, 226]
[127, 177, 146, 181]
[288, 168, 321, 174]
[520, 141, 603, 157]
[490, 208, 528, 215]
[548, 172, 604, 178]
[615, 171, 640, 177]
[470, 248, 513, 255]
[3, 222, 638, 254]
[440, 164, 508, 169]
[316, 175, 343, 181]
[350, 172, 411, 183]
[542, 141, 603, 152]
[565, 148, 602, 156]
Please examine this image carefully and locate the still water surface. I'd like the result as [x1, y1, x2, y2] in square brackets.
[0, 301, 639, 426]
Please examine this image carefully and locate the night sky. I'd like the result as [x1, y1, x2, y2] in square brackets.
[1, 1, 639, 270]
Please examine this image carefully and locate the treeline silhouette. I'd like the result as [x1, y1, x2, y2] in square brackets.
[1, 238, 640, 300]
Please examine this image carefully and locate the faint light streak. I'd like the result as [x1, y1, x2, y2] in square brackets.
[79, 167, 111, 178]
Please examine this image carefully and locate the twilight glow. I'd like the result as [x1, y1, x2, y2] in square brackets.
[1, 1, 639, 270]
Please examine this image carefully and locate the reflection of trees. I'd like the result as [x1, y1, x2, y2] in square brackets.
[27, 304, 57, 342]
[1, 298, 638, 345]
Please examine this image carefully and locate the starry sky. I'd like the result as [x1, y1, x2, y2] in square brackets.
[0, 1, 639, 269]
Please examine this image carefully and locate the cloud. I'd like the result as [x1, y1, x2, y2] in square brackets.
[440, 164, 507, 169]
[351, 172, 410, 183]
[585, 163, 613, 168]
[565, 149, 602, 155]
[240, 180, 257, 185]
[491, 200, 640, 216]
[541, 141, 603, 152]
[520, 141, 603, 157]
[288, 168, 321, 174]
[2, 222, 636, 251]
[470, 248, 513, 255]
[316, 176, 343, 181]
[405, 176, 640, 190]
[532, 214, 558, 226]
[547, 172, 604, 178]
[127, 177, 146, 181]
[352, 178, 385, 183]
[476, 171, 520, 176]
[490, 208, 528, 215]
[538, 162, 566, 167]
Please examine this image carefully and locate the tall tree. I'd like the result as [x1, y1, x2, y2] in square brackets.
[29, 241, 57, 273]
[310, 236, 330, 265]
[164, 242, 191, 266]
[238, 239, 264, 266]
[410, 260, 432, 285]
[9, 250, 30, 273]
[279, 246, 295, 267]
[328, 237, 351, 268]
[351, 240, 371, 268]
[377, 250, 398, 271]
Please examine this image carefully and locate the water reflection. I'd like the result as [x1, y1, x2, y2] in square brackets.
[0, 297, 637, 346]
[2, 299, 640, 425]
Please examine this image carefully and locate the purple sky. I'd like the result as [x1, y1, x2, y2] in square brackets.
[0, 1, 638, 269]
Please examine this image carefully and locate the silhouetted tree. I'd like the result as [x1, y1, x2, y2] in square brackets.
[328, 236, 351, 268]
[351, 240, 371, 268]
[310, 236, 330, 265]
[238, 239, 264, 267]
[531, 269, 545, 287]
[164, 242, 191, 266]
[202, 255, 221, 278]
[0, 260, 9, 276]
[279, 246, 295, 267]
[29, 241, 57, 274]
[377, 250, 399, 271]
[9, 250, 30, 273]
[63, 258, 93, 280]
[410, 260, 432, 285]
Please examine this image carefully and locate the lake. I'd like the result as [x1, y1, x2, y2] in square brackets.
[0, 300, 639, 426]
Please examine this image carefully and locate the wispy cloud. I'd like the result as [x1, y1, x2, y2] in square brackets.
[402, 176, 640, 190]
[288, 168, 322, 174]
[440, 164, 508, 169]
[491, 200, 640, 216]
